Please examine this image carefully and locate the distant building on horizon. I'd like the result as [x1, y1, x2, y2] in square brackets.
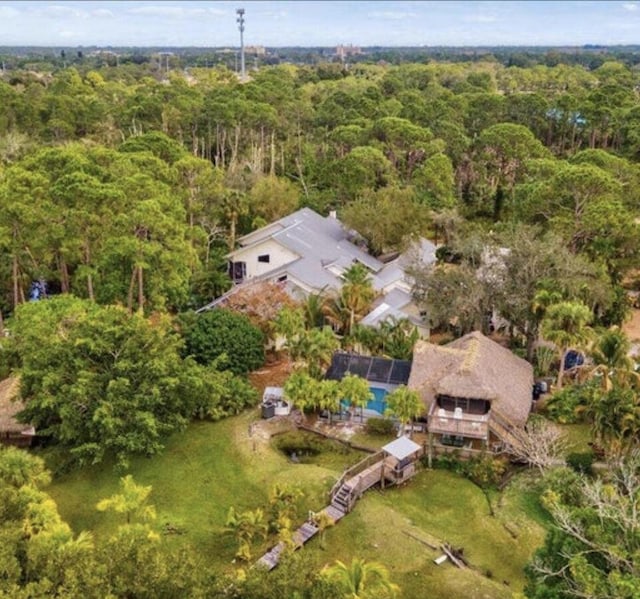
[245, 45, 266, 56]
[336, 44, 362, 60]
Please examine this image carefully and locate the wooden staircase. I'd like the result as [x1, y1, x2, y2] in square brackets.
[256, 452, 390, 571]
[331, 482, 355, 513]
[488, 410, 525, 453]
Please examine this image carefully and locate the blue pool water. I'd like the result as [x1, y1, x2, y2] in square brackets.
[367, 387, 388, 414]
[342, 386, 388, 415]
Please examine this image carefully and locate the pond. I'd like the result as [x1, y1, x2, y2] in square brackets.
[272, 430, 366, 469]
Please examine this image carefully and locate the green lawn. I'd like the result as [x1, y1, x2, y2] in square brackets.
[560, 422, 593, 453]
[44, 412, 548, 598]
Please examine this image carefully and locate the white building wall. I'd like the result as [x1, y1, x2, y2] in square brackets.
[231, 240, 299, 280]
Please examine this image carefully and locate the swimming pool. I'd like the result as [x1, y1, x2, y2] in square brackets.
[367, 386, 388, 414]
[342, 386, 389, 415]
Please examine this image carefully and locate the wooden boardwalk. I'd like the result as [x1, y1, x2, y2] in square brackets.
[255, 437, 423, 571]
[256, 454, 389, 571]
[256, 504, 347, 571]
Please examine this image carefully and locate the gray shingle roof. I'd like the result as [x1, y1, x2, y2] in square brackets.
[209, 208, 436, 328]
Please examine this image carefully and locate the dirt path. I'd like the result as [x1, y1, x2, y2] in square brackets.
[248, 357, 291, 397]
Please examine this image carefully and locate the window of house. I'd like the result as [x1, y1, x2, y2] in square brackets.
[258, 254, 270, 263]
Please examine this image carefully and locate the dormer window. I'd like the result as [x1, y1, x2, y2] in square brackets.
[258, 254, 270, 263]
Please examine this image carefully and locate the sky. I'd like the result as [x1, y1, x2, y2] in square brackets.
[0, 1, 639, 47]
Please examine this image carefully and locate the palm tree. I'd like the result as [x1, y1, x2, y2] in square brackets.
[0, 445, 51, 488]
[311, 510, 335, 550]
[585, 386, 640, 459]
[579, 327, 639, 392]
[324, 264, 376, 336]
[323, 557, 400, 599]
[343, 323, 383, 355]
[219, 189, 248, 251]
[273, 306, 306, 364]
[385, 385, 424, 437]
[298, 326, 339, 379]
[303, 289, 329, 329]
[378, 316, 420, 360]
[318, 379, 342, 424]
[283, 370, 317, 419]
[340, 374, 373, 422]
[541, 301, 594, 389]
[225, 507, 268, 561]
[96, 475, 156, 525]
[591, 326, 633, 371]
[269, 483, 304, 532]
[527, 288, 563, 361]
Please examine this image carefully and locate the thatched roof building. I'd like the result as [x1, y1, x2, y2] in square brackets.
[408, 331, 533, 427]
[0, 377, 35, 447]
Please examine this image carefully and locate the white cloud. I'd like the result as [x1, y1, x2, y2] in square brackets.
[128, 5, 186, 16]
[368, 11, 417, 21]
[59, 29, 82, 39]
[44, 4, 87, 18]
[622, 2, 638, 10]
[207, 7, 228, 17]
[260, 10, 288, 19]
[91, 8, 115, 18]
[465, 14, 498, 24]
[0, 6, 20, 19]
[126, 5, 220, 18]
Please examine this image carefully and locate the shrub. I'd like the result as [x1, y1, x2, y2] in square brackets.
[465, 455, 507, 488]
[544, 383, 594, 424]
[365, 417, 395, 436]
[566, 451, 594, 475]
[539, 466, 582, 507]
[431, 453, 507, 488]
[179, 309, 265, 375]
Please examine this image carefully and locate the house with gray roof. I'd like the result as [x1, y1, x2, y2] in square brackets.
[201, 208, 435, 334]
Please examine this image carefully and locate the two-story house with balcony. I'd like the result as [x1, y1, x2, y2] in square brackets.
[200, 207, 435, 335]
[408, 331, 533, 463]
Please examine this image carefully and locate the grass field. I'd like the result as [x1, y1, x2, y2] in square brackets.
[560, 422, 593, 452]
[43, 411, 548, 598]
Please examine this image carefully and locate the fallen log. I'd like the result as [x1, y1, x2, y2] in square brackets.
[403, 530, 438, 550]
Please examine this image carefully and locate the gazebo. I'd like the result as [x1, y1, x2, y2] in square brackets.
[381, 436, 423, 485]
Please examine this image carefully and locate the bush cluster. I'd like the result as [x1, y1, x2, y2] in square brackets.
[365, 417, 396, 436]
[429, 453, 508, 488]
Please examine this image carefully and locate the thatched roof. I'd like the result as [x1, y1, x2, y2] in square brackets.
[0, 377, 33, 435]
[408, 332, 533, 427]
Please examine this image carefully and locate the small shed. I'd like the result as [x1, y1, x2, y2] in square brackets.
[261, 386, 291, 418]
[0, 377, 35, 448]
[382, 436, 422, 483]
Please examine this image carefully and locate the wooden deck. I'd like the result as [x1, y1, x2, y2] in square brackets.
[256, 445, 422, 571]
[256, 504, 347, 571]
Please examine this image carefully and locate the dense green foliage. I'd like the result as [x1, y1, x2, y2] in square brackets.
[180, 308, 265, 375]
[0, 445, 214, 598]
[526, 458, 640, 598]
[9, 296, 257, 467]
[0, 58, 639, 323]
[1, 54, 640, 598]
